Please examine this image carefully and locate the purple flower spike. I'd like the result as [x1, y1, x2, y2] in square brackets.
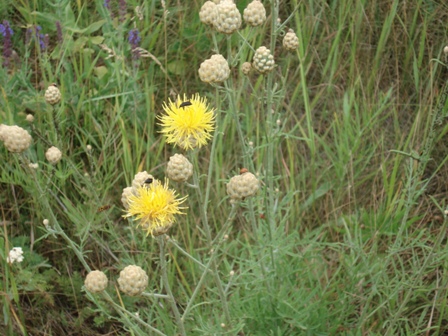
[0, 20, 13, 68]
[56, 21, 63, 44]
[128, 28, 141, 60]
[119, 0, 127, 22]
[35, 26, 46, 50]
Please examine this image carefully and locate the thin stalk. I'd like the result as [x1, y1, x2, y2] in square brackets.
[29, 165, 91, 272]
[393, 79, 448, 248]
[141, 292, 170, 300]
[224, 38, 252, 170]
[167, 237, 209, 270]
[101, 292, 166, 336]
[158, 236, 187, 336]
[181, 205, 237, 321]
[190, 162, 232, 323]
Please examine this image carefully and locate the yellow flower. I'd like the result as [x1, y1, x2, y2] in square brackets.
[123, 179, 187, 236]
[158, 94, 215, 150]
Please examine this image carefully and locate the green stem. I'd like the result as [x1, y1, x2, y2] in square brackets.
[101, 292, 166, 336]
[181, 205, 237, 321]
[394, 80, 448, 246]
[158, 236, 187, 336]
[190, 159, 232, 324]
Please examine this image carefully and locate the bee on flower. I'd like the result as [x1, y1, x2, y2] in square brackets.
[158, 94, 215, 150]
[123, 178, 188, 236]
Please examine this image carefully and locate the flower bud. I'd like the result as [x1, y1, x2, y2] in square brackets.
[117, 265, 148, 296]
[253, 46, 275, 73]
[45, 146, 62, 164]
[132, 171, 156, 190]
[199, 1, 217, 26]
[243, 0, 266, 27]
[84, 270, 108, 293]
[199, 54, 230, 84]
[44, 84, 61, 105]
[241, 62, 252, 75]
[167, 153, 193, 182]
[0, 125, 32, 153]
[121, 186, 134, 210]
[226, 171, 260, 200]
[283, 29, 299, 51]
[214, 0, 242, 34]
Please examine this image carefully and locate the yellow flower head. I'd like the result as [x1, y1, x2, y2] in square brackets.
[158, 94, 215, 150]
[123, 179, 187, 236]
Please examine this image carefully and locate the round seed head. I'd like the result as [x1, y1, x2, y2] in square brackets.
[199, 54, 230, 84]
[241, 62, 252, 75]
[283, 29, 299, 51]
[26, 114, 34, 123]
[84, 270, 108, 293]
[199, 1, 218, 26]
[167, 153, 193, 182]
[44, 84, 61, 105]
[132, 171, 156, 191]
[214, 0, 242, 34]
[45, 146, 62, 164]
[121, 186, 134, 210]
[0, 124, 8, 142]
[117, 265, 148, 296]
[252, 46, 275, 73]
[1, 125, 32, 153]
[226, 172, 260, 200]
[444, 45, 448, 56]
[243, 0, 266, 27]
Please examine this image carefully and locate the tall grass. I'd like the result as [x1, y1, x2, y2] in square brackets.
[1, 0, 448, 335]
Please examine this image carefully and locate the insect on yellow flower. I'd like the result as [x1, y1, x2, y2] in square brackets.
[158, 94, 215, 150]
[123, 179, 188, 236]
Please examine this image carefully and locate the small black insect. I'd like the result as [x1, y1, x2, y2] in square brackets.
[179, 101, 192, 108]
[144, 178, 153, 185]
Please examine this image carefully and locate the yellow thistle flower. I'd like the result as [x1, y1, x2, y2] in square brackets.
[123, 179, 188, 236]
[158, 94, 215, 150]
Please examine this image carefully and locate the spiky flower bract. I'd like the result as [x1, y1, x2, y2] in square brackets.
[158, 94, 215, 150]
[123, 179, 187, 236]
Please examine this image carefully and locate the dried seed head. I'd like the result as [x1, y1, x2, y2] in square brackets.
[243, 0, 266, 27]
[44, 84, 61, 105]
[0, 125, 32, 153]
[226, 172, 260, 200]
[117, 265, 148, 296]
[214, 0, 242, 34]
[84, 270, 108, 293]
[199, 1, 218, 26]
[166, 153, 193, 182]
[132, 171, 156, 190]
[444, 45, 448, 56]
[241, 61, 252, 75]
[26, 114, 34, 123]
[198, 54, 230, 84]
[283, 29, 299, 51]
[45, 146, 62, 164]
[121, 186, 134, 210]
[252, 46, 275, 73]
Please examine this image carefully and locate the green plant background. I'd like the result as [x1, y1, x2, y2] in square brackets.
[1, 0, 448, 335]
